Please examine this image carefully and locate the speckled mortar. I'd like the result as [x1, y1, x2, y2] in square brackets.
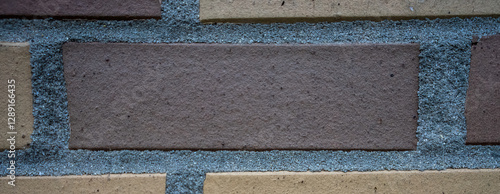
[1, 0, 500, 193]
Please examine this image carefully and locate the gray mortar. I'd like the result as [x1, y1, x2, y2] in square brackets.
[1, 0, 500, 193]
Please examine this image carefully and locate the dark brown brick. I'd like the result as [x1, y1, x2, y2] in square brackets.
[0, 0, 160, 19]
[466, 35, 500, 145]
[64, 43, 419, 150]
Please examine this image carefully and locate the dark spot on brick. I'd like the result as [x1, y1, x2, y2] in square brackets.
[472, 36, 479, 45]
[281, 1, 285, 6]
[105, 59, 109, 62]
[22, 135, 26, 138]
[390, 74, 394, 77]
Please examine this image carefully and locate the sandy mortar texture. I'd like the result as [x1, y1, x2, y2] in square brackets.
[0, 0, 500, 193]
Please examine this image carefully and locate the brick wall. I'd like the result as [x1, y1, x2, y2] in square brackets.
[1, 0, 499, 193]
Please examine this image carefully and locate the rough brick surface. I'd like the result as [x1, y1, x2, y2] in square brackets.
[200, 0, 500, 23]
[0, 174, 165, 193]
[0, 0, 161, 19]
[466, 34, 500, 144]
[0, 42, 33, 150]
[204, 169, 500, 194]
[64, 43, 419, 150]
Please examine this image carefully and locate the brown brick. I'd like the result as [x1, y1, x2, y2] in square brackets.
[204, 169, 500, 194]
[0, 174, 166, 193]
[0, 42, 33, 150]
[466, 34, 500, 144]
[200, 0, 500, 23]
[0, 0, 161, 19]
[64, 43, 419, 150]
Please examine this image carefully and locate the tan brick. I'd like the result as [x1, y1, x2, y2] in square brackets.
[0, 42, 33, 150]
[200, 0, 500, 23]
[0, 174, 166, 194]
[204, 169, 500, 194]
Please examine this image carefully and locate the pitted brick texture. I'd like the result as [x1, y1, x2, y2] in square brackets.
[204, 169, 500, 194]
[466, 34, 500, 144]
[0, 174, 166, 193]
[200, 0, 500, 23]
[64, 43, 419, 150]
[0, 0, 161, 19]
[0, 42, 33, 150]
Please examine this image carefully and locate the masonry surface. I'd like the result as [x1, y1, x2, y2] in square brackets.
[64, 43, 418, 151]
[0, 0, 161, 19]
[466, 34, 500, 144]
[0, 0, 499, 193]
[204, 169, 500, 193]
[0, 42, 33, 150]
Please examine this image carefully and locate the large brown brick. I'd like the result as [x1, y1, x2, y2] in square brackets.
[0, 42, 33, 150]
[0, 0, 160, 19]
[204, 169, 500, 194]
[0, 174, 166, 193]
[64, 43, 419, 150]
[200, 0, 500, 23]
[466, 34, 500, 144]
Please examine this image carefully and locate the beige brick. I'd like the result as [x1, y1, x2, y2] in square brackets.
[0, 42, 33, 150]
[204, 169, 500, 194]
[0, 174, 166, 194]
[200, 0, 500, 23]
